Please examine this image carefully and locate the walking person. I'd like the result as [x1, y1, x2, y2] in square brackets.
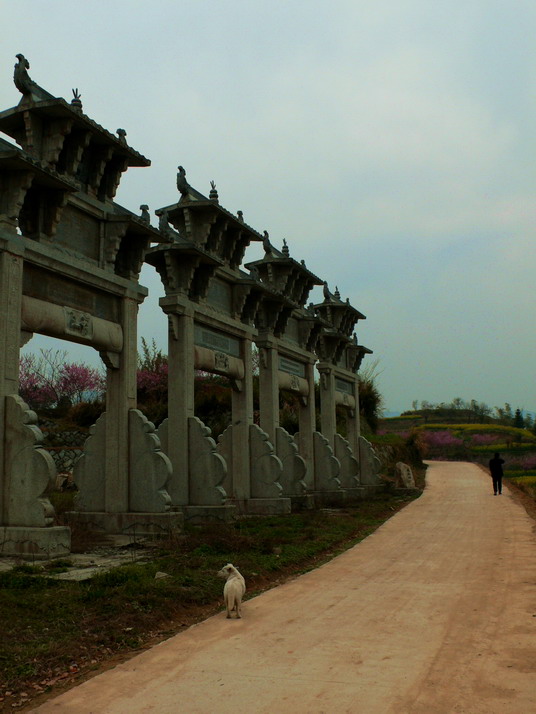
[489, 452, 505, 495]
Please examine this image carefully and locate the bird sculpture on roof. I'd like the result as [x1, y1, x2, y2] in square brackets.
[139, 205, 150, 224]
[13, 54, 54, 102]
[263, 231, 273, 256]
[176, 166, 190, 197]
[323, 281, 334, 302]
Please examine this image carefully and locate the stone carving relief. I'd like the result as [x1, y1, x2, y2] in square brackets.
[64, 307, 93, 339]
[249, 424, 283, 499]
[359, 436, 382, 485]
[289, 375, 300, 391]
[128, 410, 172, 513]
[313, 431, 341, 492]
[3, 395, 56, 527]
[275, 427, 307, 496]
[214, 351, 230, 372]
[216, 425, 233, 497]
[74, 412, 107, 512]
[188, 417, 227, 506]
[334, 433, 359, 488]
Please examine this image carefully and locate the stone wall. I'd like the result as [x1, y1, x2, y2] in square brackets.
[39, 423, 87, 474]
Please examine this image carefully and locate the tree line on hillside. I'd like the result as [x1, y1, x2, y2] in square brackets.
[19, 340, 384, 436]
[403, 398, 534, 432]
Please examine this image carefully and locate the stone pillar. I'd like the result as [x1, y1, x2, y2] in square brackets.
[318, 364, 337, 448]
[164, 306, 195, 506]
[101, 296, 137, 512]
[230, 335, 254, 502]
[0, 248, 71, 557]
[0, 248, 24, 522]
[257, 341, 279, 442]
[297, 359, 316, 489]
[345, 375, 361, 456]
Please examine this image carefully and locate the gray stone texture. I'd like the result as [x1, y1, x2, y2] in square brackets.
[359, 436, 383, 485]
[216, 425, 233, 498]
[313, 431, 341, 491]
[128, 410, 172, 512]
[188, 416, 227, 506]
[0, 525, 70, 560]
[395, 461, 416, 489]
[249, 424, 284, 499]
[334, 433, 359, 488]
[73, 413, 107, 512]
[275, 427, 307, 496]
[3, 395, 56, 527]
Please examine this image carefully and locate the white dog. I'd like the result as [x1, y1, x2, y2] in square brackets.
[217, 563, 246, 619]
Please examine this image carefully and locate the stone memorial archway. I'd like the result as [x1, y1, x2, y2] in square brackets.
[0, 57, 180, 556]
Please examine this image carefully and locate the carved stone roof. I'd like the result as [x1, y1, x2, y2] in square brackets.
[313, 289, 366, 338]
[108, 202, 163, 241]
[245, 236, 323, 309]
[155, 196, 263, 272]
[0, 98, 149, 167]
[0, 137, 78, 190]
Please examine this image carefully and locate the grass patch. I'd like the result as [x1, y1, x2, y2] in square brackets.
[421, 424, 535, 440]
[0, 493, 417, 708]
[369, 433, 406, 446]
[505, 471, 536, 499]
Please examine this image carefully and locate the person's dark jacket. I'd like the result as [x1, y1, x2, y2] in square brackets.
[489, 455, 505, 476]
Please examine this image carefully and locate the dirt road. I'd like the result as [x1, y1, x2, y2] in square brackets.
[31, 462, 536, 713]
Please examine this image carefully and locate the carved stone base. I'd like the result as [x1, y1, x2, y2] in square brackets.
[313, 490, 347, 508]
[0, 526, 71, 560]
[343, 487, 366, 504]
[65, 511, 183, 537]
[360, 484, 387, 499]
[244, 497, 291, 515]
[289, 494, 315, 512]
[182, 505, 237, 524]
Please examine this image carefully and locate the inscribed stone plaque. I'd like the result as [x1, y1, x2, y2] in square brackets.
[279, 356, 306, 378]
[206, 278, 232, 314]
[335, 378, 354, 396]
[337, 352, 349, 369]
[194, 324, 240, 357]
[53, 206, 100, 261]
[23, 265, 120, 322]
[283, 317, 300, 345]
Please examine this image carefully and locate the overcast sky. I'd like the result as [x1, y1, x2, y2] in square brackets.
[2, 0, 535, 414]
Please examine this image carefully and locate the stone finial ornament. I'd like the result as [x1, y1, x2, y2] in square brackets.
[209, 180, 219, 202]
[140, 204, 150, 224]
[13, 53, 54, 101]
[237, 210, 244, 222]
[116, 128, 127, 144]
[71, 88, 82, 111]
[334, 286, 341, 300]
[282, 238, 289, 257]
[176, 165, 190, 197]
